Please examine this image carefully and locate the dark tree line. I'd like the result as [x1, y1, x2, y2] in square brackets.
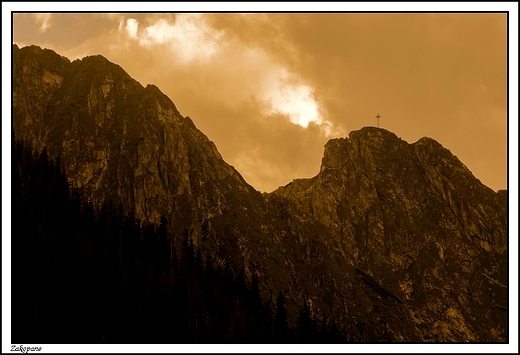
[11, 139, 347, 344]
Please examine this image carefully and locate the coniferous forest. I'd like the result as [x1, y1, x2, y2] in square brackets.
[11, 139, 347, 344]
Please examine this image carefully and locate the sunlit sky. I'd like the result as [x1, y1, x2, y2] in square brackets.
[6, 5, 516, 193]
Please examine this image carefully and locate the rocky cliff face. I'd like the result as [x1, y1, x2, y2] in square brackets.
[13, 44, 260, 239]
[12, 45, 507, 342]
[269, 128, 507, 341]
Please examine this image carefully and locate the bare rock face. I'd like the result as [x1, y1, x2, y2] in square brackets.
[13, 45, 507, 342]
[269, 128, 507, 341]
[13, 45, 70, 152]
[13, 44, 258, 239]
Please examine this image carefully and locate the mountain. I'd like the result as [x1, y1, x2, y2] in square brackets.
[268, 129, 507, 341]
[12, 44, 508, 342]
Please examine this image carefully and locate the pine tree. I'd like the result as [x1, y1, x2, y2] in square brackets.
[296, 297, 317, 343]
[273, 291, 289, 343]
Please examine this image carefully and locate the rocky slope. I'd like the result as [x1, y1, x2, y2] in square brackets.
[12, 44, 507, 342]
[13, 44, 261, 239]
[268, 128, 507, 341]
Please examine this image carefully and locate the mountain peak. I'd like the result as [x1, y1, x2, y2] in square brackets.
[349, 125, 400, 139]
[321, 126, 409, 172]
[13, 45, 252, 226]
[12, 45, 507, 342]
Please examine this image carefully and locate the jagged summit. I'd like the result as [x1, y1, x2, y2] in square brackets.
[13, 44, 256, 226]
[12, 45, 507, 342]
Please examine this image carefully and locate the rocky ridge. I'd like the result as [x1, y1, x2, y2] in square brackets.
[268, 128, 507, 341]
[12, 44, 508, 342]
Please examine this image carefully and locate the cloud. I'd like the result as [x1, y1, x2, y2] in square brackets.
[114, 14, 338, 137]
[263, 68, 320, 127]
[120, 15, 224, 63]
[32, 13, 52, 33]
[105, 14, 344, 191]
[237, 48, 329, 132]
[264, 71, 338, 137]
[16, 13, 505, 192]
[213, 106, 329, 192]
[124, 18, 139, 38]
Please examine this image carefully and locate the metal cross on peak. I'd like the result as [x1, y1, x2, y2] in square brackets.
[375, 113, 381, 128]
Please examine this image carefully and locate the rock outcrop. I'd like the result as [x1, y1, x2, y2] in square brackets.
[12, 45, 507, 342]
[13, 44, 260, 238]
[268, 128, 507, 341]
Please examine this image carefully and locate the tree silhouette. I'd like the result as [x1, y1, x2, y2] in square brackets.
[296, 297, 318, 343]
[273, 292, 289, 343]
[11, 138, 349, 344]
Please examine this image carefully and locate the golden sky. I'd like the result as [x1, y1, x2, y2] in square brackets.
[11, 11, 510, 192]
